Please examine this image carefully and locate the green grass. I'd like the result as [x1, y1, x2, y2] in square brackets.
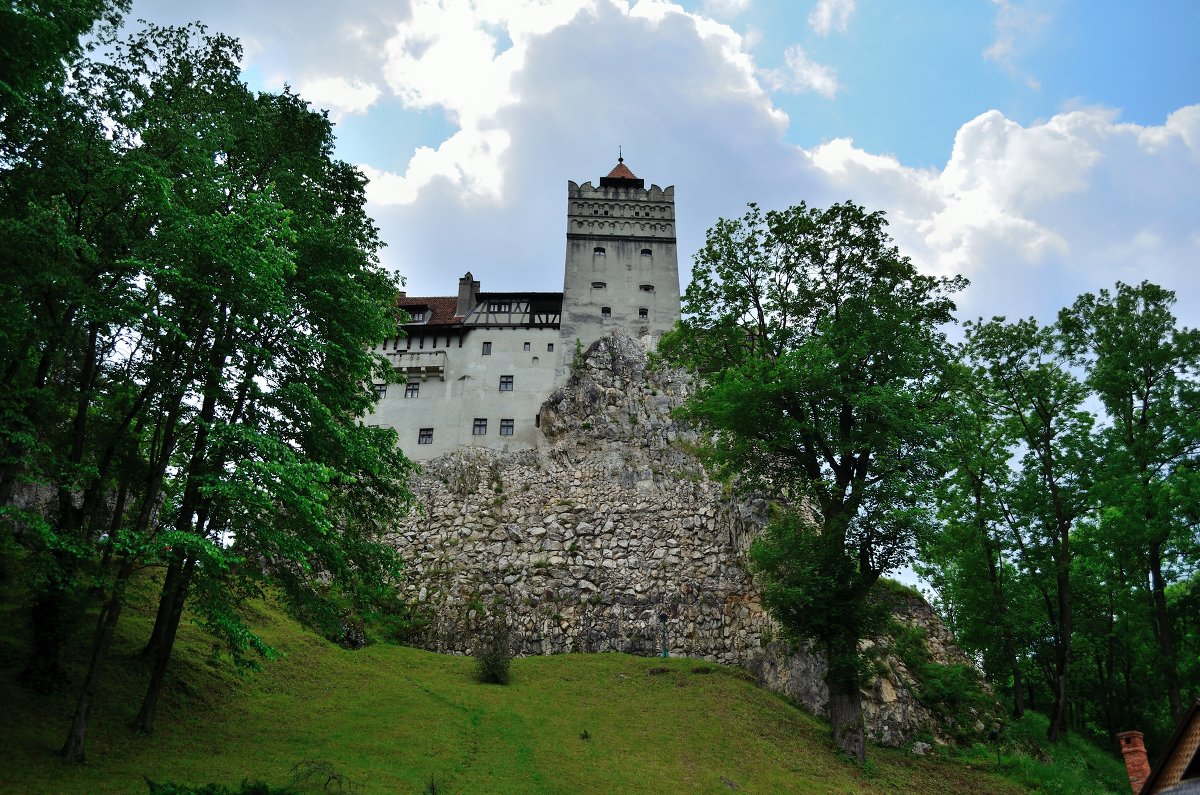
[0, 578, 1113, 794]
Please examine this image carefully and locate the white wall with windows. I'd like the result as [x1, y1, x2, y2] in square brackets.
[366, 326, 560, 460]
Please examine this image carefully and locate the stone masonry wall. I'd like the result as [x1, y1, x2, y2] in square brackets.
[387, 332, 986, 746]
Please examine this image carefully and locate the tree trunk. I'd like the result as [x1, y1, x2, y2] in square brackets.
[135, 557, 195, 733]
[1047, 561, 1072, 742]
[1007, 637, 1025, 718]
[825, 635, 867, 762]
[61, 559, 133, 762]
[143, 555, 184, 658]
[1149, 542, 1182, 722]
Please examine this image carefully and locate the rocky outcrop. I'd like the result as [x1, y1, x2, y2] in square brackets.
[387, 331, 989, 746]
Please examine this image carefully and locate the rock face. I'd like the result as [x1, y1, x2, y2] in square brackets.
[388, 331, 982, 746]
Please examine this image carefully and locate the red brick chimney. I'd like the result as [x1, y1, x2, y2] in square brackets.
[1117, 730, 1151, 794]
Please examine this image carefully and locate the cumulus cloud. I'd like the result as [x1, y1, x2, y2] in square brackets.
[762, 45, 839, 98]
[363, 0, 783, 208]
[807, 105, 1200, 323]
[808, 0, 855, 36]
[295, 76, 382, 118]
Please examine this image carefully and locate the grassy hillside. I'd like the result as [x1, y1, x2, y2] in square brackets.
[0, 579, 1123, 794]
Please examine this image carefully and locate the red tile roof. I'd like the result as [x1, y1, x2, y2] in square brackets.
[605, 160, 637, 180]
[397, 295, 460, 325]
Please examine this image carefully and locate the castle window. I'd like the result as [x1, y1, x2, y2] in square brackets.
[472, 418, 487, 435]
[488, 301, 511, 312]
[601, 307, 611, 318]
[593, 246, 605, 255]
[523, 341, 531, 351]
[639, 308, 648, 320]
[639, 284, 655, 292]
[404, 382, 419, 398]
[547, 343, 554, 352]
[499, 419, 514, 436]
[641, 248, 652, 256]
[372, 384, 387, 399]
[603, 210, 608, 216]
[634, 211, 639, 217]
[499, 375, 514, 391]
[418, 428, 433, 445]
[593, 210, 598, 215]
[532, 356, 539, 364]
[482, 341, 492, 355]
[591, 281, 606, 289]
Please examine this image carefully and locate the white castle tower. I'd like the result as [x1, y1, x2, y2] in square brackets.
[558, 156, 680, 374]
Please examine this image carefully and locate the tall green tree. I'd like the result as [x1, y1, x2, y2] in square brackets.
[917, 371, 1038, 718]
[960, 317, 1095, 742]
[660, 201, 964, 761]
[1059, 281, 1200, 722]
[0, 11, 415, 762]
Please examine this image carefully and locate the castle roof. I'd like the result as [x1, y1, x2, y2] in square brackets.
[600, 156, 645, 189]
[398, 295, 460, 325]
[605, 160, 637, 180]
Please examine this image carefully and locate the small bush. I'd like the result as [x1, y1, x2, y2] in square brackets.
[474, 616, 512, 685]
[289, 760, 361, 792]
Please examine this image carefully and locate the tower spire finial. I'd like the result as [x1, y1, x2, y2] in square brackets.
[618, 145, 623, 164]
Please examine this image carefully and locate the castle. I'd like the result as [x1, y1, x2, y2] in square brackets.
[367, 158, 681, 458]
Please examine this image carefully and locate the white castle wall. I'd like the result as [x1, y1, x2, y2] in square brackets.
[367, 327, 559, 459]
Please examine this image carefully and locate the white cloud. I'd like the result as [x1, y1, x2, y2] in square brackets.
[984, 0, 1050, 88]
[806, 105, 1200, 324]
[295, 76, 382, 118]
[762, 45, 839, 98]
[702, 0, 750, 17]
[364, 0, 782, 207]
[808, 0, 855, 36]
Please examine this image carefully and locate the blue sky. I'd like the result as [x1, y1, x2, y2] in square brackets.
[127, 0, 1200, 330]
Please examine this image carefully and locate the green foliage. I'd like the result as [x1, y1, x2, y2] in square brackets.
[571, 338, 585, 372]
[661, 200, 965, 761]
[0, 10, 415, 759]
[921, 281, 1200, 747]
[888, 622, 994, 743]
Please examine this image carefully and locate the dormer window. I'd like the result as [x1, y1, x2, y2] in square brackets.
[591, 281, 606, 289]
[408, 309, 426, 322]
[639, 284, 655, 292]
[593, 247, 606, 255]
[487, 301, 511, 312]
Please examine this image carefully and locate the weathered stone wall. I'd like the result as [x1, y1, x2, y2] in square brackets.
[387, 332, 984, 746]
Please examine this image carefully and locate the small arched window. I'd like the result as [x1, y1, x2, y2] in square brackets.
[639, 284, 655, 292]
[591, 281, 606, 289]
[640, 248, 652, 257]
[593, 246, 606, 255]
[601, 307, 611, 318]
